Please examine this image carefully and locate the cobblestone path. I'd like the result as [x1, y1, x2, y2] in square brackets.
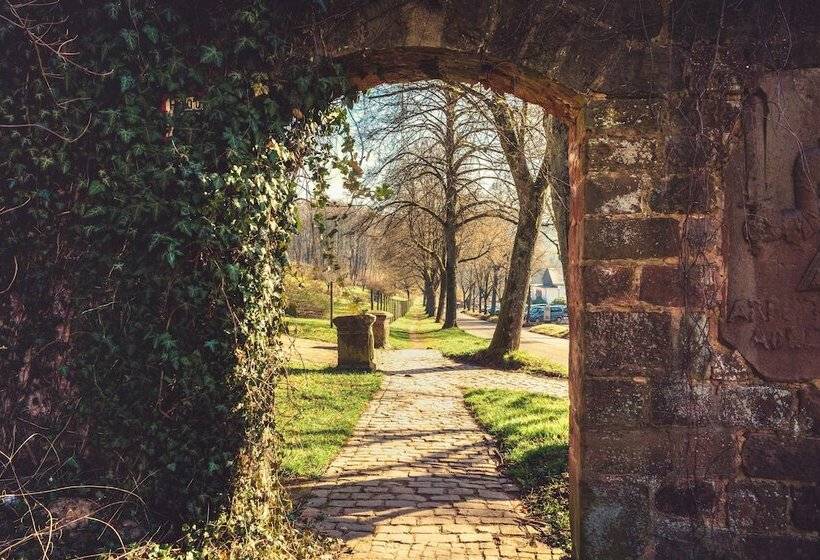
[298, 348, 566, 559]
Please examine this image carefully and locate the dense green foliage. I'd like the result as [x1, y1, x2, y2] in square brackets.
[1, 1, 357, 557]
[463, 388, 570, 552]
[276, 364, 381, 479]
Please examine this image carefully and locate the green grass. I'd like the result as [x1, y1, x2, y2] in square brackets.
[284, 315, 412, 349]
[530, 323, 570, 339]
[392, 310, 567, 377]
[502, 349, 568, 378]
[284, 316, 338, 343]
[463, 388, 570, 552]
[276, 363, 382, 479]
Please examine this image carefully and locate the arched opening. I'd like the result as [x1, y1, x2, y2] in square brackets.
[280, 45, 590, 558]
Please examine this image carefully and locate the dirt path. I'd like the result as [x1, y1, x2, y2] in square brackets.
[283, 336, 338, 366]
[297, 348, 564, 559]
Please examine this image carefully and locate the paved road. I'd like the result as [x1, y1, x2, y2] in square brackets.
[456, 312, 569, 367]
[298, 349, 563, 559]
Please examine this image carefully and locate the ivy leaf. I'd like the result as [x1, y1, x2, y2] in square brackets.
[118, 128, 135, 143]
[103, 2, 120, 19]
[142, 24, 159, 44]
[119, 74, 135, 92]
[88, 180, 106, 195]
[120, 29, 138, 50]
[200, 46, 224, 67]
[374, 183, 393, 201]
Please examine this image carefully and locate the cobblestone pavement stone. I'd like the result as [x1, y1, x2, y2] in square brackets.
[297, 348, 566, 559]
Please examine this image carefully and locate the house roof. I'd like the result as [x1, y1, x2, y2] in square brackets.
[530, 267, 565, 287]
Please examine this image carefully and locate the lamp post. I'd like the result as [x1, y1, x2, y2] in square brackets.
[329, 281, 334, 327]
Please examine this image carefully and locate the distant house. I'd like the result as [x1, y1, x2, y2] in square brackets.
[529, 267, 566, 304]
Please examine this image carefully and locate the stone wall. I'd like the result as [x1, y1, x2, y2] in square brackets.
[318, 1, 820, 558]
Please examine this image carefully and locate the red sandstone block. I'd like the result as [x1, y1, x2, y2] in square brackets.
[726, 480, 789, 532]
[580, 478, 650, 559]
[639, 265, 684, 306]
[585, 428, 737, 477]
[584, 311, 671, 373]
[588, 137, 658, 169]
[798, 386, 820, 436]
[650, 170, 712, 214]
[737, 534, 820, 560]
[587, 99, 662, 133]
[585, 378, 648, 426]
[792, 485, 819, 531]
[584, 217, 680, 260]
[742, 434, 820, 482]
[582, 264, 635, 304]
[584, 171, 643, 215]
[651, 381, 795, 430]
[654, 479, 717, 518]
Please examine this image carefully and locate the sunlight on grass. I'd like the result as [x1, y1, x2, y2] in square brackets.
[284, 315, 412, 348]
[463, 387, 570, 551]
[392, 309, 567, 377]
[503, 350, 568, 378]
[463, 388, 568, 485]
[284, 316, 337, 343]
[276, 364, 381, 479]
[530, 323, 570, 339]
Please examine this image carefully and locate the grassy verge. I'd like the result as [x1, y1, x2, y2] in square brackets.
[284, 316, 412, 349]
[530, 323, 570, 339]
[392, 311, 567, 377]
[461, 309, 498, 322]
[463, 388, 570, 553]
[284, 316, 337, 343]
[276, 363, 382, 479]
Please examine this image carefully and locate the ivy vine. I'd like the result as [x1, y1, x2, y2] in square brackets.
[1, 0, 355, 557]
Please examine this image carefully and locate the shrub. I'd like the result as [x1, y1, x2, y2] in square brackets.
[283, 270, 329, 318]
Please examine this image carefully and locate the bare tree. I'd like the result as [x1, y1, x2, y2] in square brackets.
[355, 82, 513, 327]
[466, 92, 568, 358]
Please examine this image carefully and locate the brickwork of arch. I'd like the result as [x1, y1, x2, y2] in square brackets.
[313, 1, 820, 558]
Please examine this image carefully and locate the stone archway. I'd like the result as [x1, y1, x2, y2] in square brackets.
[310, 2, 820, 558]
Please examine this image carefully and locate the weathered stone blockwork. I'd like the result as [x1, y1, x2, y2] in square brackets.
[317, 1, 820, 557]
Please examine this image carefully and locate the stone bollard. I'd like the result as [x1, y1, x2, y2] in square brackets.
[332, 314, 376, 370]
[369, 311, 393, 349]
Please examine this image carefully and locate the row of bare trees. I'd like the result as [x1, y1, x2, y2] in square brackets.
[352, 81, 568, 356]
[288, 80, 569, 356]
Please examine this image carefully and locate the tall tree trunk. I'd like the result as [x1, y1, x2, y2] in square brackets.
[487, 101, 564, 357]
[489, 191, 546, 354]
[441, 90, 459, 329]
[423, 272, 437, 317]
[547, 122, 570, 293]
[491, 267, 499, 313]
[442, 223, 458, 327]
[435, 271, 446, 323]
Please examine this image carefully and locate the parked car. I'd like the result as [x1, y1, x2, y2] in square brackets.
[525, 304, 548, 323]
[549, 305, 567, 322]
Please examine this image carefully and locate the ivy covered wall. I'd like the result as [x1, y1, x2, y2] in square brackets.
[1, 1, 352, 556]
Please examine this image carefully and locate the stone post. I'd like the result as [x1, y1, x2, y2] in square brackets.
[369, 310, 392, 349]
[332, 314, 376, 370]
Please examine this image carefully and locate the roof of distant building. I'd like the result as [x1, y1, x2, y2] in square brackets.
[530, 267, 565, 287]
